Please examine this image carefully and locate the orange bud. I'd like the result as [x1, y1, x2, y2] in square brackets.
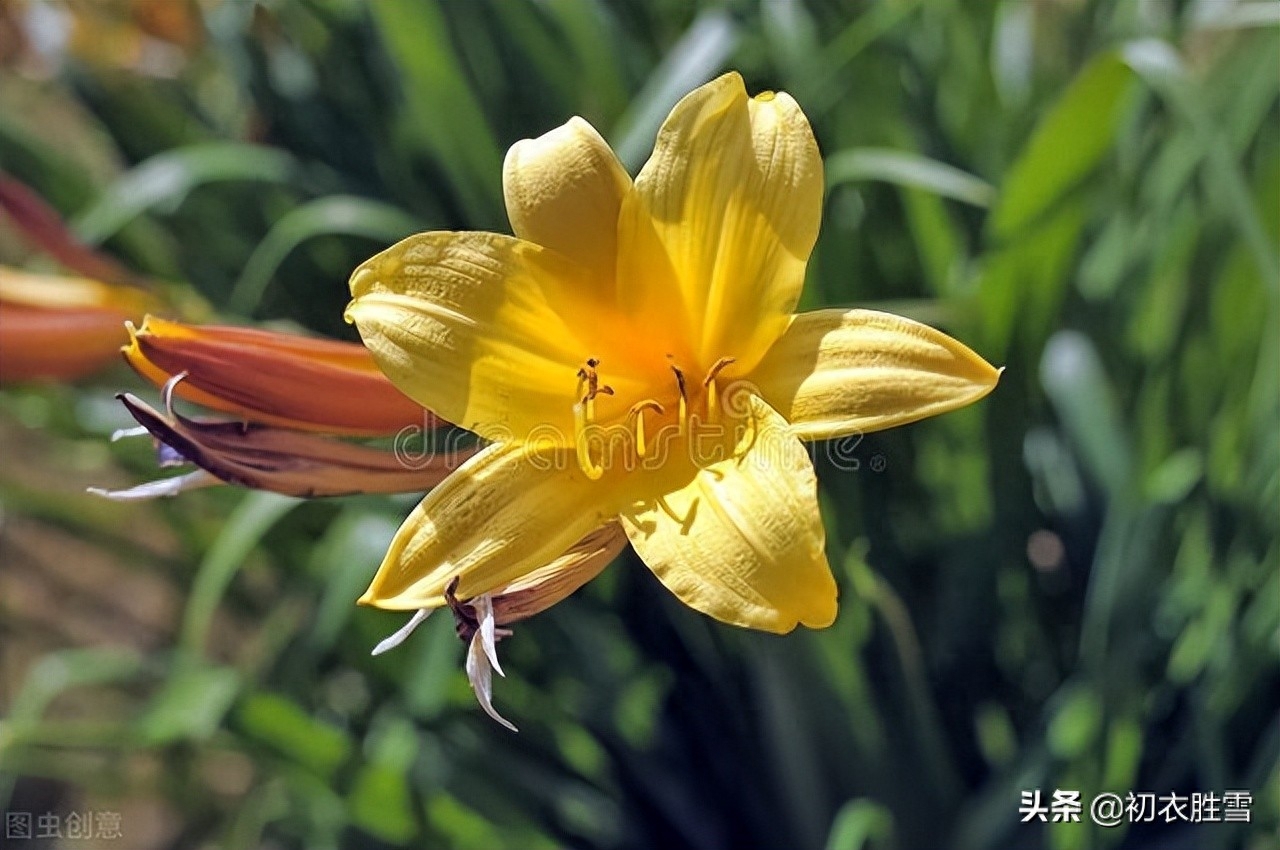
[123, 315, 438, 436]
[0, 267, 154, 382]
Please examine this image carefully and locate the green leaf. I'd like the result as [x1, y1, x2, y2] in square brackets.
[348, 715, 420, 844]
[1047, 687, 1102, 758]
[825, 799, 894, 850]
[181, 492, 300, 655]
[369, 0, 504, 227]
[980, 200, 1087, 358]
[1122, 38, 1280, 295]
[227, 195, 423, 314]
[235, 691, 352, 778]
[991, 52, 1135, 237]
[609, 9, 739, 171]
[4, 648, 143, 727]
[138, 663, 241, 745]
[1040, 331, 1133, 496]
[826, 148, 995, 207]
[307, 511, 401, 653]
[71, 143, 300, 244]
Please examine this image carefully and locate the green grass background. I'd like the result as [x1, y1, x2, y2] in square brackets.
[0, 1, 1276, 849]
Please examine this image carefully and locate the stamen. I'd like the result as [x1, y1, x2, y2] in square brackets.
[573, 402, 604, 480]
[577, 357, 614, 404]
[736, 402, 759, 459]
[628, 400, 665, 458]
[671, 365, 688, 434]
[704, 356, 737, 385]
[444, 576, 478, 640]
[702, 357, 736, 424]
[655, 494, 684, 525]
[577, 358, 614, 440]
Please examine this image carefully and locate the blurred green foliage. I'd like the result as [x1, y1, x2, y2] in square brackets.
[1, 1, 1276, 849]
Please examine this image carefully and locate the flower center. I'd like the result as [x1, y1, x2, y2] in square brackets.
[571, 355, 737, 480]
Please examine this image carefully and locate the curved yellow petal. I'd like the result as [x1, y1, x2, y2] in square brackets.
[503, 117, 632, 288]
[347, 231, 647, 444]
[618, 72, 824, 373]
[750, 308, 1001, 441]
[621, 395, 837, 633]
[358, 442, 632, 610]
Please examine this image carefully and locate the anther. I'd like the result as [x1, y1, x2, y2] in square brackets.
[655, 495, 684, 525]
[671, 365, 688, 434]
[576, 353, 614, 404]
[628, 400, 665, 458]
[444, 576, 478, 641]
[702, 357, 736, 424]
[703, 357, 736, 386]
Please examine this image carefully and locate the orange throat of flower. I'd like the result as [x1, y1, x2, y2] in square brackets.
[570, 354, 742, 480]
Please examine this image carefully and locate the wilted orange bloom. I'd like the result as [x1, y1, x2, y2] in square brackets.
[0, 267, 155, 382]
[124, 315, 435, 436]
[93, 375, 472, 500]
[373, 522, 628, 730]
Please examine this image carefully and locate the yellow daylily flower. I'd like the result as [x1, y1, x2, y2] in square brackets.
[346, 72, 1000, 636]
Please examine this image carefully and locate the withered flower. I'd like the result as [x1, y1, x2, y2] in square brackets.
[93, 374, 471, 500]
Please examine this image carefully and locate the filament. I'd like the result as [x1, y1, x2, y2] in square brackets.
[628, 400, 665, 458]
[573, 402, 604, 480]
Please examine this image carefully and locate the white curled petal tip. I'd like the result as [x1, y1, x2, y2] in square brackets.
[371, 608, 433, 656]
[87, 469, 220, 501]
[473, 594, 504, 677]
[465, 632, 517, 732]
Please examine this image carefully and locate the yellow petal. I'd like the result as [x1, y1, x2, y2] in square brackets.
[750, 308, 1001, 441]
[621, 394, 837, 633]
[503, 117, 632, 288]
[617, 72, 823, 373]
[358, 442, 631, 610]
[347, 231, 647, 445]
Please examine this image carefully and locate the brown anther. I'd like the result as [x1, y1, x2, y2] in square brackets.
[703, 356, 737, 386]
[443, 577, 514, 643]
[577, 358, 612, 404]
[671, 365, 687, 399]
